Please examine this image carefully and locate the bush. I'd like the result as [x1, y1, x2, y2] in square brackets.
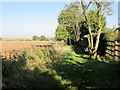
[102, 28, 118, 41]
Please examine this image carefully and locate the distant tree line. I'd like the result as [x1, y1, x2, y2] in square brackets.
[32, 35, 55, 41]
[0, 37, 2, 40]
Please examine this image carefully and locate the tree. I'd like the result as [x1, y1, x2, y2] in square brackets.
[55, 25, 69, 41]
[57, 2, 84, 44]
[80, 0, 112, 58]
[85, 10, 106, 51]
[92, 0, 112, 58]
[40, 35, 46, 41]
[32, 35, 38, 41]
[87, 10, 106, 33]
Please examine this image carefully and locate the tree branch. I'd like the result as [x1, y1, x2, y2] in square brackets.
[86, 1, 92, 10]
[81, 0, 92, 12]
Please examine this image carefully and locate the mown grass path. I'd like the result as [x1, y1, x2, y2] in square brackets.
[51, 51, 120, 89]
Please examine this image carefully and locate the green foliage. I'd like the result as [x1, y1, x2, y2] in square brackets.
[32, 35, 38, 40]
[80, 1, 113, 59]
[55, 25, 69, 41]
[56, 2, 84, 42]
[58, 2, 82, 25]
[102, 28, 118, 41]
[32, 35, 48, 41]
[40, 35, 46, 41]
[87, 10, 106, 33]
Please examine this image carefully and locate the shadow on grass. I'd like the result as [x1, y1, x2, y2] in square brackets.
[50, 52, 120, 89]
[2, 59, 64, 89]
[72, 46, 89, 55]
[2, 51, 120, 89]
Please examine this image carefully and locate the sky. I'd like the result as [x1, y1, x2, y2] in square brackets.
[118, 2, 120, 27]
[0, 1, 119, 38]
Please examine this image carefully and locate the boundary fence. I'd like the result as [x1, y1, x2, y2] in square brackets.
[106, 40, 120, 61]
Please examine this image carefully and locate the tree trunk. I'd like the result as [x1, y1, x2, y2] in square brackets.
[69, 35, 71, 45]
[72, 25, 77, 44]
[73, 23, 80, 46]
[92, 29, 101, 59]
[88, 26, 94, 51]
[87, 37, 91, 48]
[92, 8, 102, 59]
[76, 23, 80, 46]
[82, 7, 94, 53]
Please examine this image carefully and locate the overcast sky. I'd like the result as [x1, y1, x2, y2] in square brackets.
[0, 1, 119, 38]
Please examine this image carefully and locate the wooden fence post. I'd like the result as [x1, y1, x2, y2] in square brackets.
[111, 41, 114, 60]
[114, 40, 118, 61]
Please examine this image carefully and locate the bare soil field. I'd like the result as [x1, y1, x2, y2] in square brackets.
[0, 41, 62, 56]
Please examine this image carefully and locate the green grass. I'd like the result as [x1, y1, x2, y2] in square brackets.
[2, 46, 120, 89]
[50, 51, 120, 89]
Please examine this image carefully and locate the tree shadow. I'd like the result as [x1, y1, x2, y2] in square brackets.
[72, 46, 85, 55]
[2, 57, 64, 89]
[2, 50, 120, 89]
[50, 53, 120, 89]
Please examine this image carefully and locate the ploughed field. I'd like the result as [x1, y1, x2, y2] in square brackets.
[0, 41, 62, 58]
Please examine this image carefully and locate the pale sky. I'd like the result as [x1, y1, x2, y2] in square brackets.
[0, 0, 119, 38]
[118, 2, 120, 27]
